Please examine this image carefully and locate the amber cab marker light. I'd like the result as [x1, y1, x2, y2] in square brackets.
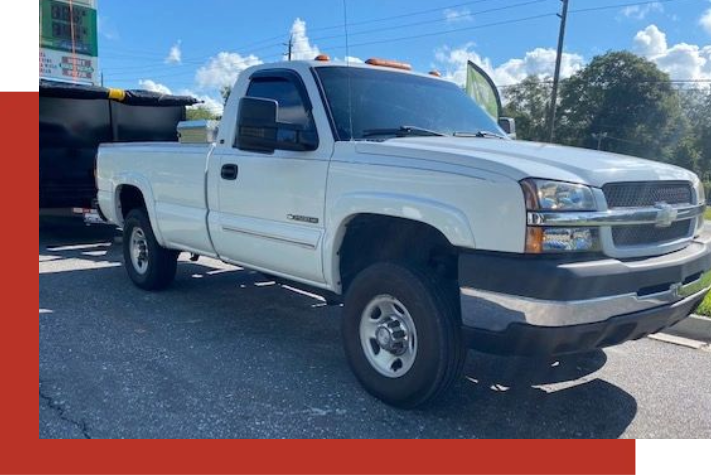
[526, 227, 544, 254]
[429, 70, 442, 77]
[314, 54, 331, 62]
[365, 58, 413, 71]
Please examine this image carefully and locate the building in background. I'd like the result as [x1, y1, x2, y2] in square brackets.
[39, 0, 99, 85]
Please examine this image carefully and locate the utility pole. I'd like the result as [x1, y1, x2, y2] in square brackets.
[547, 0, 570, 143]
[285, 35, 294, 61]
[592, 132, 608, 151]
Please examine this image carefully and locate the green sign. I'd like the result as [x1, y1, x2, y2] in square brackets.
[465, 61, 502, 120]
[40, 0, 98, 57]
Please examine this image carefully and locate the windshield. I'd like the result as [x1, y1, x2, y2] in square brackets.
[315, 66, 504, 141]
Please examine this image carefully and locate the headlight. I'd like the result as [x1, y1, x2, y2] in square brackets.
[521, 179, 596, 211]
[696, 181, 706, 205]
[521, 179, 600, 253]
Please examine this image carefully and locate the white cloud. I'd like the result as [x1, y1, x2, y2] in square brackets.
[97, 16, 119, 41]
[701, 9, 711, 35]
[335, 56, 364, 64]
[288, 18, 320, 60]
[165, 41, 182, 65]
[443, 8, 473, 24]
[435, 44, 585, 87]
[138, 79, 173, 95]
[182, 92, 225, 116]
[633, 24, 711, 81]
[195, 52, 263, 90]
[620, 2, 663, 20]
[633, 24, 668, 57]
[138, 80, 225, 115]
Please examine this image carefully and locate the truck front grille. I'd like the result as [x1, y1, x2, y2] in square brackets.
[603, 181, 694, 251]
[603, 182, 692, 208]
[612, 221, 692, 247]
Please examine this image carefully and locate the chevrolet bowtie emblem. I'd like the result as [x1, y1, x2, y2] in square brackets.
[654, 202, 678, 228]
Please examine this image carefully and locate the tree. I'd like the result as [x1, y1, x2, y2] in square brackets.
[221, 86, 231, 105]
[557, 51, 683, 160]
[701, 92, 711, 179]
[673, 136, 702, 176]
[501, 76, 552, 142]
[186, 106, 218, 121]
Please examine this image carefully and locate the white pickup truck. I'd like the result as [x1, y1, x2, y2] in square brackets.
[98, 58, 711, 408]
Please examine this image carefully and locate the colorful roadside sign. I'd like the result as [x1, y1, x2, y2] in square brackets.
[39, 0, 99, 85]
[465, 61, 502, 119]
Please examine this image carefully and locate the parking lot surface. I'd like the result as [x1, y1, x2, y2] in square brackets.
[40, 222, 711, 439]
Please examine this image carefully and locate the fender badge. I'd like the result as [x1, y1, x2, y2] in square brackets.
[288, 214, 320, 225]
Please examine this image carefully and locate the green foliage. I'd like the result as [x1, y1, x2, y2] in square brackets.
[186, 106, 219, 121]
[557, 51, 683, 160]
[696, 293, 711, 317]
[502, 51, 711, 179]
[502, 77, 552, 142]
[673, 137, 702, 176]
[221, 86, 231, 105]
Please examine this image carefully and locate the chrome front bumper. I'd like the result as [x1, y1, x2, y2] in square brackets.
[461, 269, 711, 331]
[458, 233, 711, 352]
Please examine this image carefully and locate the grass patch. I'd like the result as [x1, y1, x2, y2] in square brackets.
[696, 294, 711, 317]
[705, 208, 711, 221]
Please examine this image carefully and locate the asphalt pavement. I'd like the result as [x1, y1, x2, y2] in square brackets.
[39, 221, 711, 439]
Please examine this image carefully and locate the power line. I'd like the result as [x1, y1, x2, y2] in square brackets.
[570, 0, 699, 14]
[100, 0, 705, 84]
[98, 0, 511, 66]
[344, 12, 558, 49]
[307, 0, 551, 44]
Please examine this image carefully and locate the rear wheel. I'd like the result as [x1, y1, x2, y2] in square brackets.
[123, 209, 179, 291]
[343, 262, 465, 408]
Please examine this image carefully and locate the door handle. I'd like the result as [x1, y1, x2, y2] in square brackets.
[221, 164, 239, 181]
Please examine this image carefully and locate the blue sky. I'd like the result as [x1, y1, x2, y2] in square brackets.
[96, 0, 711, 112]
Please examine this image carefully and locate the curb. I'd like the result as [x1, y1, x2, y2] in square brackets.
[661, 315, 711, 345]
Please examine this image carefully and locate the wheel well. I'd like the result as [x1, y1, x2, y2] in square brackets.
[118, 186, 147, 220]
[338, 215, 459, 293]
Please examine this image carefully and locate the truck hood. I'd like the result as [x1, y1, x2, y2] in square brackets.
[354, 137, 697, 187]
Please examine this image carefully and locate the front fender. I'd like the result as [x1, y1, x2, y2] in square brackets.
[323, 192, 476, 291]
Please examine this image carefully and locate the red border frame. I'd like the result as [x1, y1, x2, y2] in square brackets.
[12, 92, 635, 474]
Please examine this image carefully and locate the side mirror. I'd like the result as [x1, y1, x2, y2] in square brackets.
[498, 117, 517, 139]
[237, 97, 318, 153]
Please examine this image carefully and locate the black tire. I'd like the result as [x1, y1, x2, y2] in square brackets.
[342, 262, 465, 409]
[123, 209, 179, 291]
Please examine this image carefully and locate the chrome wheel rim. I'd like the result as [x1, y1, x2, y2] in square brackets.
[359, 295, 418, 379]
[130, 227, 149, 275]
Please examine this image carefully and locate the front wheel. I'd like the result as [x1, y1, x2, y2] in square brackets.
[123, 209, 179, 291]
[342, 263, 465, 408]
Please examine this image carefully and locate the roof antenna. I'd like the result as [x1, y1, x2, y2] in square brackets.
[343, 0, 355, 141]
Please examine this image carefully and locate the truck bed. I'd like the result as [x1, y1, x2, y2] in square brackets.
[97, 142, 216, 256]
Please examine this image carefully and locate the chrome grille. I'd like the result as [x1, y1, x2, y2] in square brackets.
[603, 182, 692, 208]
[612, 221, 692, 247]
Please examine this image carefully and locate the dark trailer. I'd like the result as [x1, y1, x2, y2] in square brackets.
[39, 80, 199, 211]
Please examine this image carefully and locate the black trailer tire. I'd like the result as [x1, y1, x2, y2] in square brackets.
[123, 209, 179, 291]
[342, 262, 465, 409]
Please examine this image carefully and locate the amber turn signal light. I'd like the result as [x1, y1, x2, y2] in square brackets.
[525, 227, 544, 254]
[365, 58, 412, 71]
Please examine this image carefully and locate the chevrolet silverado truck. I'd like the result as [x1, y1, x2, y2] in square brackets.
[97, 58, 711, 408]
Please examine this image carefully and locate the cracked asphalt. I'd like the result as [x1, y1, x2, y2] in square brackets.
[39, 220, 711, 439]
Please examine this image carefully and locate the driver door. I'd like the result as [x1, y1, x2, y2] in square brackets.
[210, 71, 331, 285]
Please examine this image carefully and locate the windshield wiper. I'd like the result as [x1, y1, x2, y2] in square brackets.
[362, 126, 447, 140]
[453, 130, 507, 140]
